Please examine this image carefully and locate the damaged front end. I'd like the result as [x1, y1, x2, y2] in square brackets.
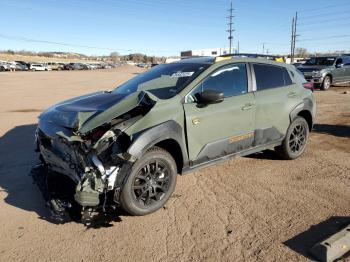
[33, 91, 156, 224]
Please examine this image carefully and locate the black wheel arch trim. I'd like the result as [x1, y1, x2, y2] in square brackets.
[126, 120, 189, 172]
[289, 98, 314, 130]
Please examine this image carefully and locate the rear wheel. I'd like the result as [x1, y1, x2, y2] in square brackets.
[120, 147, 177, 216]
[321, 75, 331, 90]
[277, 117, 309, 160]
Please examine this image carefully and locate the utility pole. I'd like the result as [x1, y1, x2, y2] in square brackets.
[227, 2, 234, 54]
[293, 12, 298, 61]
[262, 43, 265, 54]
[290, 17, 295, 62]
[237, 41, 240, 54]
[290, 12, 298, 63]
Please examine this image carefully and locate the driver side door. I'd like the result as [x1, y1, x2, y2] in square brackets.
[183, 63, 256, 166]
[333, 58, 345, 83]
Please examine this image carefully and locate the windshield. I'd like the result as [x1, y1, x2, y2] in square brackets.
[113, 63, 210, 99]
[304, 57, 335, 66]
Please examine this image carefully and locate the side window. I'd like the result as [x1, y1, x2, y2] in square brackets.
[343, 57, 350, 66]
[336, 58, 343, 66]
[187, 63, 248, 103]
[253, 64, 292, 91]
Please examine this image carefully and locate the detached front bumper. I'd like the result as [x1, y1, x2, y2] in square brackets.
[34, 122, 126, 223]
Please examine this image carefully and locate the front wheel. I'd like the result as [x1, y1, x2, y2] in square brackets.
[321, 75, 331, 90]
[277, 117, 309, 160]
[120, 147, 177, 216]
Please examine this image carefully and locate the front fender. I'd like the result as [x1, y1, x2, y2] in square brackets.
[126, 120, 188, 165]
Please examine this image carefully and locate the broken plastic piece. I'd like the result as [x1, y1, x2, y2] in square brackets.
[310, 224, 350, 262]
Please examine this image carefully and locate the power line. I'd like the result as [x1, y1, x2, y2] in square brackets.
[298, 1, 350, 13]
[299, 10, 350, 21]
[0, 33, 180, 54]
[298, 35, 350, 42]
[297, 16, 350, 27]
[298, 22, 350, 34]
[227, 1, 234, 54]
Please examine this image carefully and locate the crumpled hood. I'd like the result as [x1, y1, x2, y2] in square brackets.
[39, 91, 157, 133]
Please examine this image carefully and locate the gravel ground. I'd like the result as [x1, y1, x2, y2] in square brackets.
[0, 66, 349, 262]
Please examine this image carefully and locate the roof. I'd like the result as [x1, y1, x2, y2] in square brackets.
[174, 56, 215, 64]
[171, 55, 292, 69]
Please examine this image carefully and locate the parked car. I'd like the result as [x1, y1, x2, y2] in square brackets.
[87, 64, 98, 70]
[0, 61, 10, 71]
[0, 61, 16, 71]
[298, 55, 350, 90]
[30, 64, 51, 71]
[98, 63, 112, 69]
[47, 62, 65, 71]
[15, 62, 29, 71]
[293, 59, 308, 68]
[64, 63, 87, 70]
[137, 62, 146, 68]
[34, 56, 316, 223]
[15, 61, 30, 70]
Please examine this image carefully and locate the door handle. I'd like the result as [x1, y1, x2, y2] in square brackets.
[287, 91, 297, 98]
[242, 103, 254, 111]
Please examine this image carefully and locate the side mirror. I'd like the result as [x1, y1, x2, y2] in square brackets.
[336, 63, 344, 68]
[195, 89, 224, 105]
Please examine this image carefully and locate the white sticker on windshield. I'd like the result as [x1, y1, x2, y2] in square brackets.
[171, 72, 194, 78]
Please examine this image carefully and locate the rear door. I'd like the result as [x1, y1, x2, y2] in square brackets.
[252, 63, 299, 145]
[183, 63, 255, 164]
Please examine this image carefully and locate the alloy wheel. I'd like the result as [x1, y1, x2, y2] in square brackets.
[289, 124, 307, 154]
[324, 77, 331, 89]
[132, 160, 170, 206]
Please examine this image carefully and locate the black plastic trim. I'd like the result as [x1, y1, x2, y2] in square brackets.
[182, 140, 283, 174]
[290, 98, 314, 128]
[127, 120, 189, 169]
[191, 127, 283, 167]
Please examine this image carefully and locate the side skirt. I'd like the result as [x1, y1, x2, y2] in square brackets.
[181, 139, 283, 175]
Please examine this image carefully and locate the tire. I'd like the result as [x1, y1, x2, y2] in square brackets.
[321, 75, 331, 90]
[119, 146, 177, 216]
[277, 117, 309, 160]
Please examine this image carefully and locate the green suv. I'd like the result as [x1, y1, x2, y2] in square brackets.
[34, 56, 316, 222]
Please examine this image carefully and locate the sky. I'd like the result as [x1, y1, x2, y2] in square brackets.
[0, 0, 350, 56]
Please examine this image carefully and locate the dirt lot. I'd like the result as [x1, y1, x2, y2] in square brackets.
[0, 66, 349, 262]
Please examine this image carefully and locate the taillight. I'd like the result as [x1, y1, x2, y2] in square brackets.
[303, 82, 314, 92]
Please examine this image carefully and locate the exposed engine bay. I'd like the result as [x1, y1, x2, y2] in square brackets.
[32, 91, 156, 224]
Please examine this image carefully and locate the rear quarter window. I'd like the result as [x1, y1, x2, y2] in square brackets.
[253, 64, 293, 91]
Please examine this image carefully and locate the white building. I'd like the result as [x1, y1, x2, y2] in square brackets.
[181, 47, 235, 58]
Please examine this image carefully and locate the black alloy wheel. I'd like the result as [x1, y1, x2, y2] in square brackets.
[119, 147, 177, 216]
[288, 123, 307, 154]
[132, 160, 170, 207]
